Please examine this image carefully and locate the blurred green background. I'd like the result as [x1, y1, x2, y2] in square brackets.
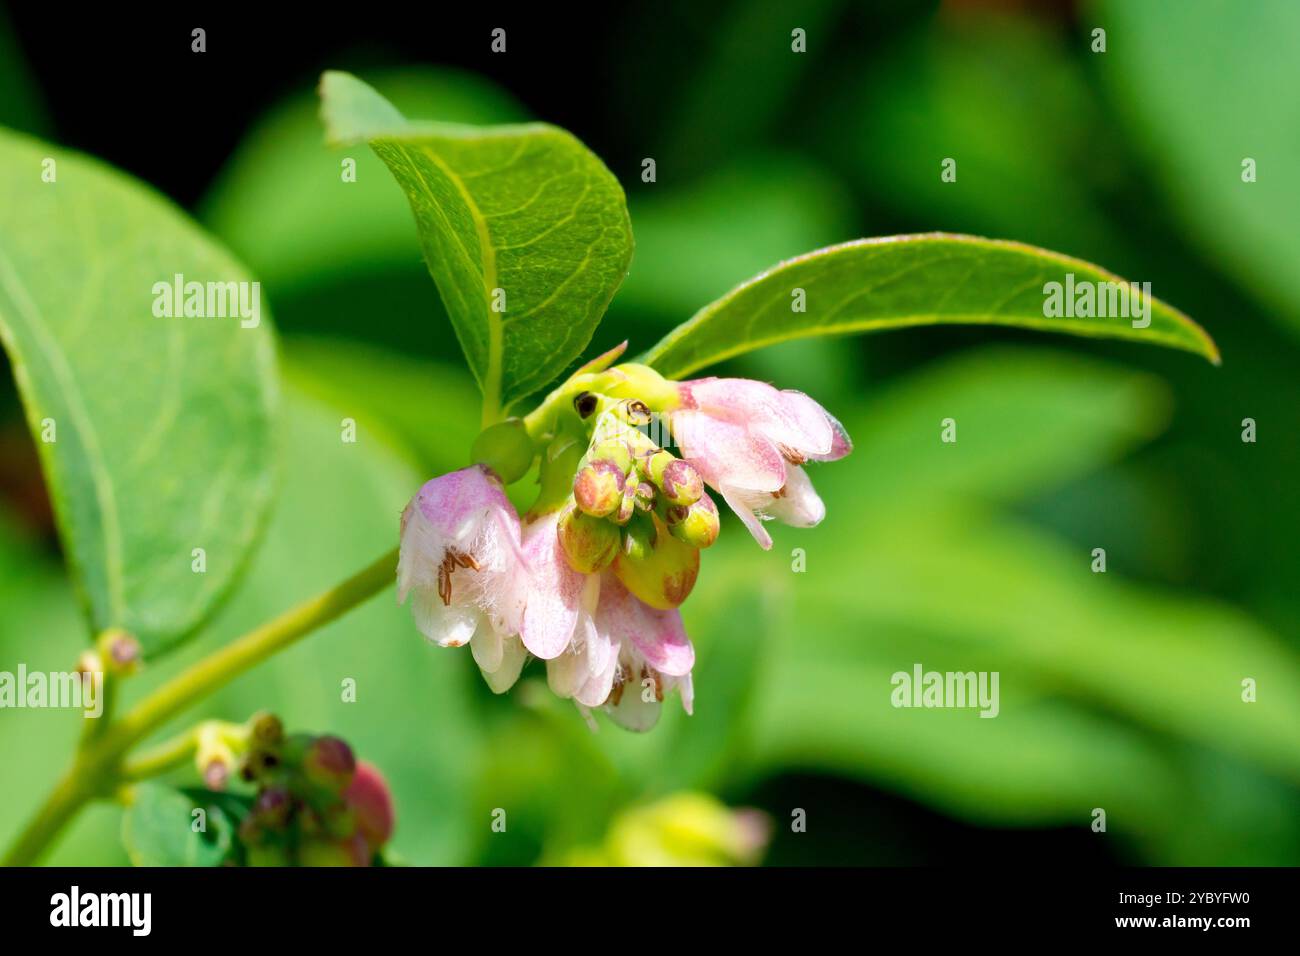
[2, 0, 1299, 865]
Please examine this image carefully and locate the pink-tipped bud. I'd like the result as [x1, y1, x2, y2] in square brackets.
[558, 503, 620, 573]
[301, 736, 357, 795]
[665, 493, 720, 549]
[250, 712, 284, 748]
[647, 451, 702, 506]
[573, 459, 626, 517]
[634, 479, 656, 512]
[203, 758, 231, 791]
[615, 471, 639, 524]
[590, 438, 633, 474]
[251, 786, 293, 829]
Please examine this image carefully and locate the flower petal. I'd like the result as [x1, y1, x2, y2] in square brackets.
[768, 390, 835, 458]
[410, 589, 479, 647]
[546, 646, 588, 699]
[811, 408, 852, 462]
[519, 510, 584, 659]
[410, 464, 517, 543]
[599, 579, 695, 677]
[764, 465, 826, 528]
[574, 647, 619, 708]
[480, 634, 527, 694]
[719, 485, 774, 550]
[470, 621, 504, 673]
[605, 681, 662, 732]
[671, 409, 785, 493]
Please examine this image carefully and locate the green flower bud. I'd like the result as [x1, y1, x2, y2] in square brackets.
[634, 479, 656, 512]
[590, 437, 634, 475]
[301, 736, 356, 795]
[665, 493, 720, 549]
[320, 801, 359, 840]
[298, 833, 371, 867]
[646, 450, 702, 506]
[558, 504, 620, 573]
[96, 628, 141, 675]
[613, 515, 700, 609]
[280, 733, 314, 768]
[250, 712, 284, 748]
[573, 459, 626, 517]
[615, 469, 640, 524]
[621, 510, 658, 562]
[471, 418, 534, 484]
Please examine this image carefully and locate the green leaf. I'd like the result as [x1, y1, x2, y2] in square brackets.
[0, 128, 278, 655]
[202, 66, 527, 292]
[319, 70, 634, 412]
[121, 783, 234, 866]
[641, 233, 1220, 378]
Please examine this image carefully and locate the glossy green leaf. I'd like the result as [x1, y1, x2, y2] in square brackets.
[0, 128, 278, 655]
[121, 783, 234, 867]
[642, 233, 1219, 378]
[202, 66, 527, 292]
[319, 71, 634, 411]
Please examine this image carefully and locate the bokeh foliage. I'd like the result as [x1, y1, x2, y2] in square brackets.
[1, 2, 1298, 865]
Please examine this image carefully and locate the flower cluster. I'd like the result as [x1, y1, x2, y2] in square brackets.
[397, 358, 851, 731]
[235, 717, 395, 866]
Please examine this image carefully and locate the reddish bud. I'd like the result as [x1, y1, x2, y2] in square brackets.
[573, 459, 625, 517]
[344, 762, 396, 852]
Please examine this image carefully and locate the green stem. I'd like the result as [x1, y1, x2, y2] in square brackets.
[117, 725, 202, 782]
[2, 547, 398, 867]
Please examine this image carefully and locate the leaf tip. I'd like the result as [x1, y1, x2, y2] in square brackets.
[318, 70, 407, 147]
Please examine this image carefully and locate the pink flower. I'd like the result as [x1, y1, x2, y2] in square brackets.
[668, 378, 851, 549]
[397, 465, 528, 692]
[545, 574, 695, 732]
[517, 510, 695, 731]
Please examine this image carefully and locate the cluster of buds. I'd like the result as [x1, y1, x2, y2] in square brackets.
[234, 715, 395, 867]
[559, 395, 718, 609]
[397, 347, 851, 731]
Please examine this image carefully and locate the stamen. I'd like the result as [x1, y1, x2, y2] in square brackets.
[451, 549, 481, 571]
[437, 564, 452, 606]
[778, 444, 807, 466]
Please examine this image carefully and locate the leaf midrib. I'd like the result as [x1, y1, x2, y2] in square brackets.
[416, 143, 503, 417]
[0, 241, 127, 624]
